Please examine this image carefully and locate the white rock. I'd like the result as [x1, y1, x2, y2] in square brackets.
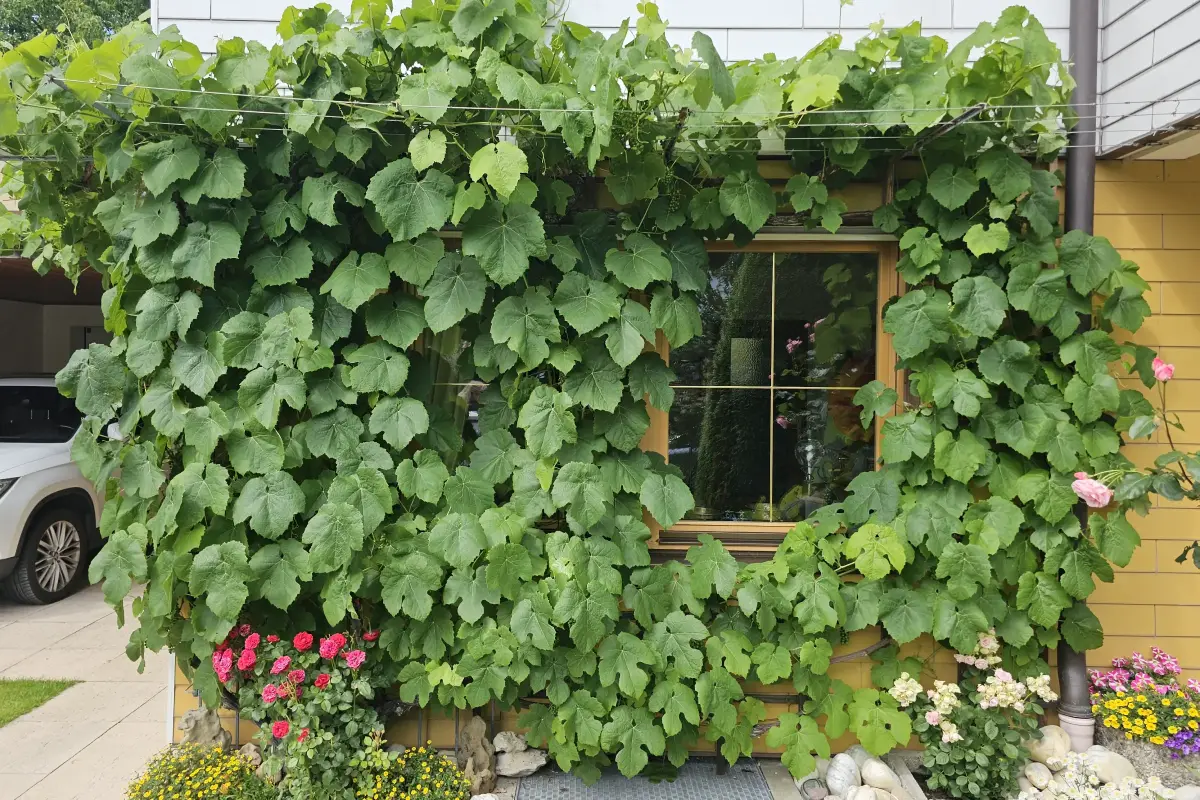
[1026, 725, 1071, 767]
[1018, 775, 1035, 793]
[815, 757, 831, 779]
[1025, 762, 1053, 790]
[793, 760, 831, 795]
[846, 787, 878, 800]
[472, 795, 501, 800]
[238, 742, 262, 769]
[861, 757, 909, 800]
[492, 731, 528, 754]
[495, 748, 547, 778]
[826, 753, 863, 797]
[1083, 747, 1135, 784]
[1175, 786, 1200, 800]
[845, 745, 873, 768]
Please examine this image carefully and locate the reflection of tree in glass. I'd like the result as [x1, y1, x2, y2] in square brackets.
[692, 254, 772, 520]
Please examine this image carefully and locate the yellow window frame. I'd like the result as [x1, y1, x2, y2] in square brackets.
[640, 238, 903, 554]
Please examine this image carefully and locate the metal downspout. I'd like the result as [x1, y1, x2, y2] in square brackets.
[1057, 0, 1100, 754]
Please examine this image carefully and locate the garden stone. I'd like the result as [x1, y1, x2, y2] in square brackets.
[386, 744, 407, 755]
[1084, 746, 1136, 784]
[827, 753, 862, 796]
[1026, 725, 1071, 768]
[239, 742, 262, 769]
[472, 795, 501, 800]
[1025, 762, 1053, 790]
[1175, 786, 1200, 800]
[456, 715, 496, 795]
[794, 757, 833, 794]
[178, 708, 232, 749]
[1018, 775, 1035, 794]
[846, 787, 878, 800]
[846, 745, 873, 768]
[496, 748, 547, 777]
[861, 757, 909, 800]
[493, 731, 528, 754]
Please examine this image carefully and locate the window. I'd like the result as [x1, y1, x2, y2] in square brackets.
[647, 241, 900, 547]
[0, 385, 83, 443]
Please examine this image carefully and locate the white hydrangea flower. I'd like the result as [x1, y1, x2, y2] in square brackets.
[888, 672, 923, 707]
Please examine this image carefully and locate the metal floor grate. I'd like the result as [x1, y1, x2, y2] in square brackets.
[516, 760, 773, 800]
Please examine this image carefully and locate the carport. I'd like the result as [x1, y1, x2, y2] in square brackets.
[0, 256, 107, 376]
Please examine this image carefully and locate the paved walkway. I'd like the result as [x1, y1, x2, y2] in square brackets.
[0, 584, 170, 800]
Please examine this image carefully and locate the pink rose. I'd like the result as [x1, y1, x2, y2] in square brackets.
[314, 673, 331, 689]
[267, 635, 280, 644]
[271, 720, 290, 738]
[244, 633, 261, 650]
[974, 658, 989, 670]
[261, 684, 279, 704]
[1153, 357, 1175, 382]
[925, 710, 941, 725]
[236, 649, 256, 671]
[343, 649, 366, 669]
[287, 669, 305, 685]
[362, 630, 380, 642]
[319, 634, 346, 660]
[293, 632, 313, 652]
[213, 649, 233, 683]
[1071, 472, 1114, 509]
[271, 656, 291, 675]
[994, 668, 1012, 682]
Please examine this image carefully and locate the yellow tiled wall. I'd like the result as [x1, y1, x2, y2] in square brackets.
[1091, 157, 1200, 682]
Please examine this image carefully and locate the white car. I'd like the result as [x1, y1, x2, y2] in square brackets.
[0, 376, 102, 604]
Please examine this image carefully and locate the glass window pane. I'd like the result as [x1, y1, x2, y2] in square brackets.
[670, 251, 772, 387]
[772, 389, 875, 522]
[774, 253, 877, 388]
[670, 388, 772, 522]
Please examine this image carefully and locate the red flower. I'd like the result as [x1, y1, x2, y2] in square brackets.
[267, 635, 280, 644]
[236, 649, 256, 671]
[318, 633, 346, 660]
[293, 632, 314, 652]
[271, 720, 290, 738]
[342, 649, 366, 669]
[314, 673, 331, 689]
[244, 633, 261, 650]
[298, 728, 310, 743]
[287, 669, 306, 685]
[239, 624, 253, 637]
[270, 656, 291, 675]
[261, 684, 278, 704]
[362, 630, 380, 642]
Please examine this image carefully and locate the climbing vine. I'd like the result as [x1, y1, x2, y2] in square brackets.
[0, 0, 1158, 784]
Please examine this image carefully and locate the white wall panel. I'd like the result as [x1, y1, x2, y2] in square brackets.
[802, 0, 952, 29]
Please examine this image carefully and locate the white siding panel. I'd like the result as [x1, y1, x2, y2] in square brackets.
[726, 28, 834, 61]
[802, 0, 951, 29]
[1104, 0, 1194, 57]
[585, 27, 728, 57]
[1102, 37, 1200, 127]
[1153, 2, 1200, 62]
[655, 0, 805, 29]
[157, 0, 211, 20]
[953, 0, 1070, 28]
[210, 0, 350, 21]
[1102, 34, 1155, 91]
[1104, 0, 1148, 26]
[159, 18, 281, 49]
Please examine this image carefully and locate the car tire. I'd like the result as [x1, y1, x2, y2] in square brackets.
[2, 508, 89, 604]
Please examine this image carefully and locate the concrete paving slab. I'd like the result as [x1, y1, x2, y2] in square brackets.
[0, 647, 122, 681]
[0, 649, 38, 672]
[0, 774, 41, 800]
[0, 621, 89, 651]
[17, 721, 162, 800]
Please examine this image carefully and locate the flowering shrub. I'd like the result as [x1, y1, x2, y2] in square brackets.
[890, 631, 1057, 800]
[353, 740, 471, 800]
[127, 743, 276, 800]
[1018, 751, 1172, 800]
[216, 626, 394, 800]
[1091, 648, 1200, 747]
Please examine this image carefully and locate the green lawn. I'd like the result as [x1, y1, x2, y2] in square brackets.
[0, 678, 76, 727]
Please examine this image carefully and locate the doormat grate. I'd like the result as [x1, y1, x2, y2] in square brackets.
[515, 759, 772, 800]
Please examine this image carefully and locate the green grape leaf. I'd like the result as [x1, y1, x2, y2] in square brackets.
[462, 200, 546, 287]
[189, 541, 251, 622]
[231, 471, 305, 539]
[370, 396, 430, 450]
[926, 164, 977, 210]
[641, 473, 694, 529]
[605, 233, 672, 291]
[423, 253, 487, 333]
[469, 141, 528, 198]
[321, 251, 390, 311]
[718, 172, 775, 231]
[302, 502, 365, 573]
[365, 158, 454, 240]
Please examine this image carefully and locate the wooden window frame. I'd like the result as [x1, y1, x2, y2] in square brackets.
[641, 237, 902, 554]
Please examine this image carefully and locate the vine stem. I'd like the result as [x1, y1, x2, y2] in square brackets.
[1159, 382, 1195, 490]
[829, 636, 895, 665]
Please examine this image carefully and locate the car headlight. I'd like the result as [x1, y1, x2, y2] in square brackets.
[0, 478, 15, 501]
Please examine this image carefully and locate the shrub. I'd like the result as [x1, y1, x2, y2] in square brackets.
[127, 743, 275, 800]
[354, 741, 471, 800]
[224, 626, 394, 800]
[889, 630, 1057, 800]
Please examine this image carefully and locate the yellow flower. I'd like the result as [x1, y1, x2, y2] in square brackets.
[1151, 736, 1166, 745]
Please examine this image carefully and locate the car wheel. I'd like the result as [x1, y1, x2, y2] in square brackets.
[2, 509, 88, 604]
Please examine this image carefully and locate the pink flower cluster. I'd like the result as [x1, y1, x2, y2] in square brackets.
[319, 633, 347, 660]
[1090, 646, 1187, 695]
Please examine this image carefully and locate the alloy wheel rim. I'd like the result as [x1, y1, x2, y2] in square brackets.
[34, 520, 82, 593]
